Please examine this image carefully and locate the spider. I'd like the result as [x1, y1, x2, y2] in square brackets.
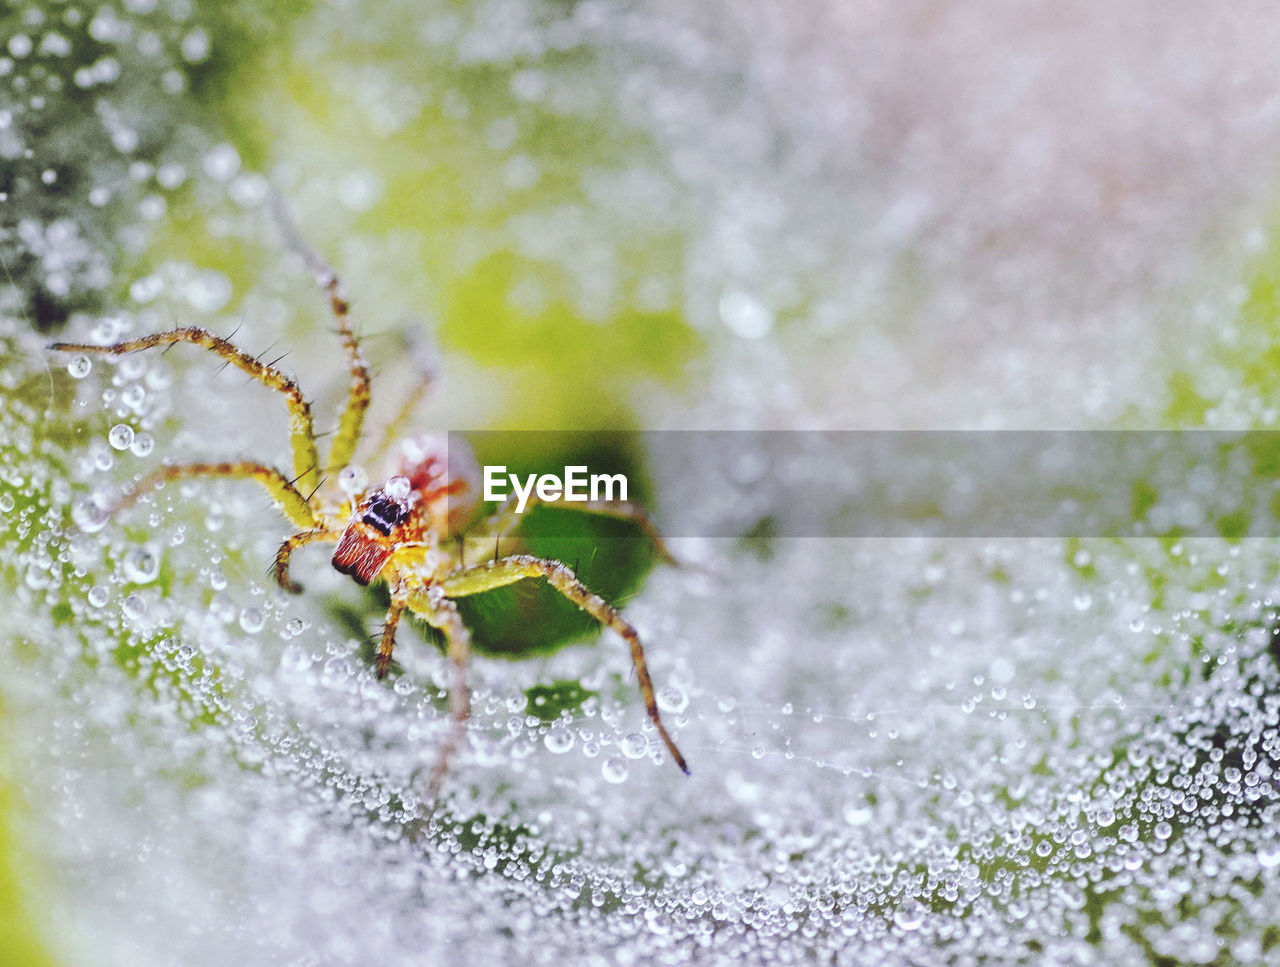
[50, 236, 689, 798]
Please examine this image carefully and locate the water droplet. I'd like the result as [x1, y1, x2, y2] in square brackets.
[0, 492, 13, 513]
[130, 433, 154, 457]
[121, 593, 147, 620]
[544, 724, 574, 754]
[385, 475, 411, 499]
[620, 732, 648, 759]
[279, 642, 311, 673]
[121, 384, 145, 410]
[71, 498, 108, 533]
[87, 585, 108, 608]
[843, 802, 872, 826]
[893, 901, 925, 931]
[203, 143, 240, 182]
[718, 290, 774, 340]
[239, 608, 265, 633]
[338, 465, 368, 495]
[107, 423, 134, 451]
[67, 355, 92, 379]
[751, 744, 766, 760]
[123, 545, 160, 583]
[601, 756, 628, 783]
[657, 685, 687, 714]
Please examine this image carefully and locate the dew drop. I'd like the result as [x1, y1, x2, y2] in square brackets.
[718, 290, 774, 340]
[67, 355, 92, 379]
[203, 143, 240, 182]
[620, 732, 648, 759]
[892, 901, 925, 931]
[843, 802, 872, 826]
[279, 642, 311, 673]
[130, 433, 154, 457]
[121, 384, 145, 409]
[601, 756, 629, 783]
[0, 492, 13, 514]
[239, 607, 265, 633]
[123, 545, 160, 584]
[86, 585, 108, 608]
[656, 685, 688, 714]
[544, 724, 574, 755]
[107, 423, 134, 451]
[338, 465, 368, 495]
[71, 498, 108, 533]
[121, 593, 147, 620]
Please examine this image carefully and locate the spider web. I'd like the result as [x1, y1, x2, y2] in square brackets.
[5, 0, 1280, 964]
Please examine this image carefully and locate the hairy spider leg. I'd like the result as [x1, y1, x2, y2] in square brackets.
[363, 341, 436, 470]
[378, 590, 409, 678]
[109, 461, 320, 530]
[268, 191, 372, 477]
[471, 495, 680, 567]
[274, 527, 343, 593]
[406, 589, 473, 799]
[316, 267, 371, 476]
[440, 554, 690, 775]
[50, 328, 324, 495]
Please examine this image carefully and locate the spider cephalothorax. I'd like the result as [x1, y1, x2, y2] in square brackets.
[51, 238, 688, 798]
[332, 477, 417, 585]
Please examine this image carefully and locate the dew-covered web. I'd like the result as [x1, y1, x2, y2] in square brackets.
[6, 0, 1280, 965]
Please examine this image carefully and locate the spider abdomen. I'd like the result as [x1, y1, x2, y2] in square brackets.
[332, 522, 394, 586]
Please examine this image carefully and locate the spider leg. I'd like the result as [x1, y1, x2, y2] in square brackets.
[274, 527, 341, 593]
[470, 496, 679, 567]
[50, 329, 323, 495]
[269, 198, 371, 476]
[362, 333, 437, 469]
[316, 269, 371, 475]
[377, 590, 409, 679]
[440, 554, 689, 775]
[405, 588, 472, 799]
[114, 461, 320, 529]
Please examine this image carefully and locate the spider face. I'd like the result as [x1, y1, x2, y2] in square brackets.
[50, 241, 688, 798]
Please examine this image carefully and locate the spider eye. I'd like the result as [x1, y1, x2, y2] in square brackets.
[361, 492, 409, 535]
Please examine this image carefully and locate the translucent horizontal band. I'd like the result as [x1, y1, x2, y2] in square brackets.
[444, 431, 1280, 539]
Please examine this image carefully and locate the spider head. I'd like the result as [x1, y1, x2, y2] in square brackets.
[331, 476, 416, 585]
